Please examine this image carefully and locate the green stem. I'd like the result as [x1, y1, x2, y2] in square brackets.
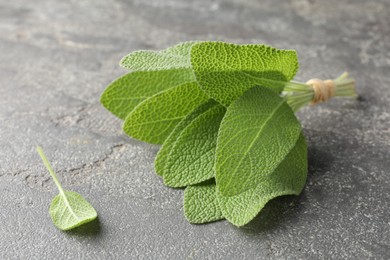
[36, 146, 65, 194]
[283, 72, 357, 112]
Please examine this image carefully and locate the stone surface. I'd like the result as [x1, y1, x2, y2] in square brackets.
[1, 0, 389, 259]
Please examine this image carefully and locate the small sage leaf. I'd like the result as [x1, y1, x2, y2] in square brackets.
[50, 191, 98, 231]
[36, 147, 97, 231]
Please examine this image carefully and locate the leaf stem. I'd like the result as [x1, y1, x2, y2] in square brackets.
[36, 146, 65, 194]
[283, 72, 357, 112]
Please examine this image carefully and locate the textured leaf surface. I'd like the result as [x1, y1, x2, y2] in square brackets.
[120, 42, 197, 71]
[191, 42, 298, 105]
[155, 100, 216, 177]
[184, 180, 224, 224]
[123, 82, 209, 144]
[50, 191, 97, 231]
[37, 146, 98, 231]
[216, 86, 302, 196]
[217, 134, 307, 227]
[163, 102, 225, 187]
[100, 69, 195, 120]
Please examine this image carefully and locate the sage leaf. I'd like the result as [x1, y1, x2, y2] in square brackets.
[163, 101, 225, 187]
[102, 42, 199, 120]
[123, 82, 209, 144]
[190, 42, 298, 106]
[36, 147, 97, 231]
[100, 69, 195, 120]
[216, 86, 302, 196]
[217, 134, 307, 226]
[120, 41, 197, 71]
[155, 100, 217, 177]
[184, 180, 224, 224]
[50, 191, 98, 231]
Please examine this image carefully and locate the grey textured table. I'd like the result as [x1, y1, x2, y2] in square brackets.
[1, 0, 389, 259]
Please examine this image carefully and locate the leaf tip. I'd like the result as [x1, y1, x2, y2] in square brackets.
[119, 54, 130, 69]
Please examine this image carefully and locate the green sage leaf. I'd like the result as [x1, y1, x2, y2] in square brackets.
[216, 86, 302, 196]
[217, 133, 307, 226]
[101, 42, 199, 120]
[100, 69, 195, 120]
[162, 102, 225, 187]
[190, 42, 298, 106]
[50, 191, 98, 231]
[123, 82, 209, 144]
[184, 180, 224, 224]
[120, 41, 197, 71]
[36, 147, 97, 231]
[155, 100, 217, 177]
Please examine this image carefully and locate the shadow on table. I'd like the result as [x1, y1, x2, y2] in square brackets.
[65, 217, 102, 237]
[238, 144, 334, 234]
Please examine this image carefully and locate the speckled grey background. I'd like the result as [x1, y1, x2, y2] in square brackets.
[1, 0, 389, 259]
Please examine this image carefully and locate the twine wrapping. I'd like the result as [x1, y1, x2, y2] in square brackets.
[306, 78, 336, 104]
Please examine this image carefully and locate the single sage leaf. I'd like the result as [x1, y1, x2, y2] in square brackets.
[123, 82, 209, 144]
[190, 41, 298, 106]
[100, 69, 195, 120]
[184, 179, 224, 224]
[36, 147, 97, 231]
[155, 100, 217, 177]
[50, 191, 98, 231]
[216, 86, 302, 196]
[163, 102, 226, 187]
[217, 133, 307, 227]
[120, 41, 198, 71]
